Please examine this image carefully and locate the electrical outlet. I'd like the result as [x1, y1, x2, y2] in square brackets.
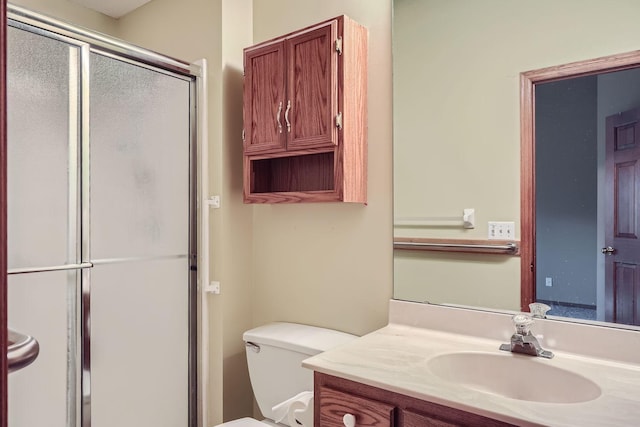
[545, 277, 553, 287]
[488, 221, 515, 240]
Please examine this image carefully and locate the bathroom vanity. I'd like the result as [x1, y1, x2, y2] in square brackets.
[315, 373, 511, 426]
[303, 300, 640, 427]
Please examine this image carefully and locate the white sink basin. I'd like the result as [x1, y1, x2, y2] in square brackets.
[427, 351, 602, 403]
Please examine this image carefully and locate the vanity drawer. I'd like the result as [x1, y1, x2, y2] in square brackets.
[318, 385, 394, 427]
[315, 372, 516, 427]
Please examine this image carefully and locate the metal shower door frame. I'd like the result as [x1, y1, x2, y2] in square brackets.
[6, 6, 201, 427]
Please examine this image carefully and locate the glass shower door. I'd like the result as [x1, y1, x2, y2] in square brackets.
[88, 52, 192, 427]
[7, 15, 196, 427]
[6, 25, 83, 427]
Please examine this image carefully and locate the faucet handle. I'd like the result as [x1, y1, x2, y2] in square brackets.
[529, 302, 551, 319]
[511, 313, 534, 335]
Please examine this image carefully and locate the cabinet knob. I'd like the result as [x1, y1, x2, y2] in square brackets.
[343, 413, 356, 427]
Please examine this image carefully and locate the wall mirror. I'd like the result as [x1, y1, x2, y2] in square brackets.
[393, 0, 640, 329]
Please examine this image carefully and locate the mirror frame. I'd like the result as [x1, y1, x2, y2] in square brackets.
[520, 49, 640, 312]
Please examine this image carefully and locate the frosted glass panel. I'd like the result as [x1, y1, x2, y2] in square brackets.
[91, 260, 189, 427]
[8, 271, 77, 427]
[7, 21, 195, 427]
[7, 27, 78, 269]
[90, 54, 191, 259]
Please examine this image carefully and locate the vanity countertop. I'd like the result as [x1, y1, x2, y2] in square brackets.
[302, 300, 640, 427]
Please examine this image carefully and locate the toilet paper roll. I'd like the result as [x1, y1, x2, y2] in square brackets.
[287, 396, 313, 427]
[272, 391, 313, 424]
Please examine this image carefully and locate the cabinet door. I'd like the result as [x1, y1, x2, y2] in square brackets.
[285, 20, 339, 151]
[318, 386, 394, 427]
[244, 42, 287, 154]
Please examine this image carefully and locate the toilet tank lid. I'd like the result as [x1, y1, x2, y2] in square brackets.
[243, 322, 357, 356]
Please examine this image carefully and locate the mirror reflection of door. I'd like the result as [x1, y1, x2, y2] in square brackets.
[605, 108, 640, 325]
[535, 67, 640, 327]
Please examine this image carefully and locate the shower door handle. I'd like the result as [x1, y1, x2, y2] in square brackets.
[7, 328, 40, 373]
[8, 261, 93, 275]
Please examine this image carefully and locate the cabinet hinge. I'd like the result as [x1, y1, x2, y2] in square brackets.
[335, 112, 343, 130]
[335, 37, 343, 55]
[242, 129, 245, 141]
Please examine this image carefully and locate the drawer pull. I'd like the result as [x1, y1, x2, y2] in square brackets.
[284, 100, 291, 132]
[342, 413, 356, 427]
[276, 101, 283, 133]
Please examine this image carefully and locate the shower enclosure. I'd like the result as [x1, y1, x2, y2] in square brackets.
[6, 6, 200, 427]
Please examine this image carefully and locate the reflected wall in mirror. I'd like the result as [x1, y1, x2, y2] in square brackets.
[393, 0, 640, 329]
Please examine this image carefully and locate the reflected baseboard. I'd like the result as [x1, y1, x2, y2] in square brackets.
[538, 300, 597, 321]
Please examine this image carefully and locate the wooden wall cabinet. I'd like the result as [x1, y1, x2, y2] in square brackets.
[315, 373, 516, 427]
[242, 16, 368, 203]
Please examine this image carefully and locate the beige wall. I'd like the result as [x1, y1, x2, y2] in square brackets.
[393, 0, 640, 311]
[250, 0, 393, 336]
[10, 0, 117, 34]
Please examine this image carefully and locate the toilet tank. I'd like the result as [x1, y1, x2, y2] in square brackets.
[243, 322, 357, 423]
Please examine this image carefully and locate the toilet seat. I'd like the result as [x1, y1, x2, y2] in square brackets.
[214, 417, 279, 427]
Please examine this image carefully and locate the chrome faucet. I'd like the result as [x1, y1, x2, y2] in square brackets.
[499, 313, 554, 359]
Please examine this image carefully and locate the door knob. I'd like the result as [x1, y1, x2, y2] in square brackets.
[601, 246, 616, 255]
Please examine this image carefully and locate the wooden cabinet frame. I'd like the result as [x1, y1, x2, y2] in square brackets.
[242, 16, 367, 203]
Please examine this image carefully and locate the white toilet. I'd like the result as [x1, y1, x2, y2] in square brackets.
[216, 322, 357, 427]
